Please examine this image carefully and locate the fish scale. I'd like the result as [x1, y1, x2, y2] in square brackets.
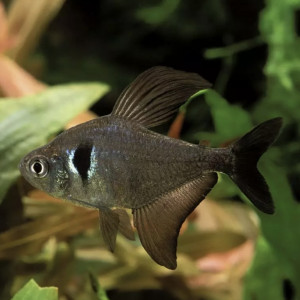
[76, 117, 205, 208]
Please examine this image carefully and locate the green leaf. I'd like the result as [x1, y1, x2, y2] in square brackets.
[89, 272, 110, 300]
[243, 236, 289, 300]
[194, 89, 252, 146]
[11, 279, 58, 300]
[203, 87, 300, 295]
[0, 82, 110, 203]
[180, 88, 210, 113]
[136, 0, 180, 25]
[205, 89, 252, 139]
[243, 0, 300, 296]
[254, 0, 300, 123]
[243, 153, 300, 297]
[204, 36, 264, 59]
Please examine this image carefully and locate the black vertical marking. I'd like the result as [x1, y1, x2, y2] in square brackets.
[73, 143, 93, 182]
[283, 279, 295, 300]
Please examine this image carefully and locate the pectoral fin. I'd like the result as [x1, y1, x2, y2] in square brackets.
[99, 209, 119, 252]
[133, 173, 217, 269]
[114, 209, 135, 240]
[111, 66, 211, 128]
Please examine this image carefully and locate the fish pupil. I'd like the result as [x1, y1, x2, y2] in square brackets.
[33, 162, 42, 174]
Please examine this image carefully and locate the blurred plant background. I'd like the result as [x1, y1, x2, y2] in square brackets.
[0, 0, 299, 299]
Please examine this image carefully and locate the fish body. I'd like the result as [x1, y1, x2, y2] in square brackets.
[26, 115, 225, 209]
[19, 67, 282, 269]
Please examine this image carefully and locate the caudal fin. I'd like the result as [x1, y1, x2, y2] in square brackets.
[230, 118, 283, 214]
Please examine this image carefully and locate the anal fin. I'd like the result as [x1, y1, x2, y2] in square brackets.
[114, 209, 135, 241]
[133, 173, 217, 270]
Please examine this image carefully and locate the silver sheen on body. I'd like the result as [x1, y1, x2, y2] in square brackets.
[19, 67, 282, 269]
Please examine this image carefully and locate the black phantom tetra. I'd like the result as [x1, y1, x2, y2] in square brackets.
[19, 67, 282, 269]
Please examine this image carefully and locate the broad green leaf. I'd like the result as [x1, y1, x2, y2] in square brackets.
[194, 90, 253, 198]
[243, 0, 300, 297]
[205, 89, 252, 140]
[243, 236, 295, 300]
[244, 153, 300, 297]
[195, 89, 252, 147]
[203, 88, 300, 297]
[0, 83, 109, 203]
[11, 279, 58, 300]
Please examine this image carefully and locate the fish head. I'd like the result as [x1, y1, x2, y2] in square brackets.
[19, 142, 69, 198]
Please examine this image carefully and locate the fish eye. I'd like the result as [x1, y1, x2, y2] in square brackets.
[29, 157, 49, 178]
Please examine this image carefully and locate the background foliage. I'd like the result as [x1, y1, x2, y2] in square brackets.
[0, 0, 299, 299]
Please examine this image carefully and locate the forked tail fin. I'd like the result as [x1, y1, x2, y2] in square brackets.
[229, 118, 283, 214]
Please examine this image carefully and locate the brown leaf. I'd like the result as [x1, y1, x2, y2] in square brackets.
[0, 3, 10, 53]
[195, 239, 254, 274]
[0, 54, 94, 129]
[0, 54, 46, 97]
[186, 240, 254, 300]
[0, 3, 17, 54]
[7, 0, 65, 63]
[0, 208, 98, 259]
[168, 111, 185, 139]
[66, 111, 98, 129]
[191, 198, 259, 239]
[0, 3, 7, 41]
[178, 230, 246, 260]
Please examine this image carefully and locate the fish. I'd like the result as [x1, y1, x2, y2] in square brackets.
[19, 66, 283, 270]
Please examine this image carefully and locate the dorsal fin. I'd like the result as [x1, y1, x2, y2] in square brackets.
[133, 173, 217, 269]
[111, 66, 211, 128]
